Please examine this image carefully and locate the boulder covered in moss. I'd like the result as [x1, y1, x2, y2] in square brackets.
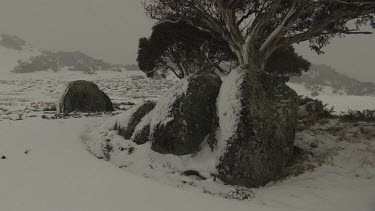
[57, 80, 114, 114]
[212, 66, 299, 188]
[116, 101, 156, 140]
[150, 73, 222, 156]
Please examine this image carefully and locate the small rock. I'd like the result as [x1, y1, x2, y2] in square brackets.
[1, 156, 6, 159]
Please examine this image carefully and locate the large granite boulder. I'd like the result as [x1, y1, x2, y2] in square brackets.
[212, 66, 299, 188]
[116, 101, 156, 140]
[57, 80, 114, 114]
[150, 73, 222, 156]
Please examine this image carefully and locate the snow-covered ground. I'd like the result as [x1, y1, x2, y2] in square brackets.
[0, 118, 261, 211]
[0, 71, 174, 120]
[288, 83, 375, 113]
[1, 70, 375, 210]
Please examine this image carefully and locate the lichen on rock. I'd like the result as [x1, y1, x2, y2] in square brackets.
[213, 66, 299, 187]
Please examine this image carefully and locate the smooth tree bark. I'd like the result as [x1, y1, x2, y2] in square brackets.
[144, 0, 375, 71]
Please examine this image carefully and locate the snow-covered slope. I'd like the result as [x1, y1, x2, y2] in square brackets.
[288, 82, 375, 113]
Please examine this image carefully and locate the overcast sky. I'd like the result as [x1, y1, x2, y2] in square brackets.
[0, 0, 374, 82]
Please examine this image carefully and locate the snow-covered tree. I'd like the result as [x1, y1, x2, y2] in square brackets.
[144, 0, 375, 71]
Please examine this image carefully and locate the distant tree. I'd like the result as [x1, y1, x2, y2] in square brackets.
[137, 21, 310, 80]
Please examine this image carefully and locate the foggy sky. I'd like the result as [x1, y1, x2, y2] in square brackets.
[0, 0, 374, 82]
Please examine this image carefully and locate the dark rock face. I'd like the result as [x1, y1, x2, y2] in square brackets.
[117, 101, 156, 140]
[131, 112, 153, 145]
[214, 67, 299, 188]
[150, 73, 222, 156]
[58, 80, 114, 114]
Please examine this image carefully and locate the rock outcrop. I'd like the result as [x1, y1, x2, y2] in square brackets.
[58, 80, 114, 114]
[150, 73, 222, 156]
[116, 101, 156, 140]
[213, 66, 299, 187]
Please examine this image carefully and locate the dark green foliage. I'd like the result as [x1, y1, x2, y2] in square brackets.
[137, 21, 310, 80]
[340, 109, 375, 122]
[299, 96, 334, 119]
[144, 0, 375, 59]
[137, 21, 233, 79]
[265, 46, 311, 82]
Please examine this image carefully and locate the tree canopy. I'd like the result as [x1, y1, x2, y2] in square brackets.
[144, 0, 375, 70]
[137, 21, 234, 78]
[137, 20, 310, 80]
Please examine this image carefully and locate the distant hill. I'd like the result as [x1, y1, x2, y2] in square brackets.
[0, 34, 127, 74]
[13, 50, 126, 73]
[124, 64, 139, 71]
[0, 34, 26, 50]
[290, 64, 375, 96]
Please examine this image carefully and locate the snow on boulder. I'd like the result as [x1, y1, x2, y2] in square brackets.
[116, 101, 156, 140]
[150, 73, 222, 156]
[212, 66, 299, 188]
[131, 111, 153, 145]
[57, 80, 114, 114]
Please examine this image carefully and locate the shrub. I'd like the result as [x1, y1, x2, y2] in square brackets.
[340, 109, 375, 122]
[299, 96, 334, 119]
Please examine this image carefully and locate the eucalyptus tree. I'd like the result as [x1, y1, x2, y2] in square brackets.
[138, 21, 310, 80]
[144, 0, 375, 71]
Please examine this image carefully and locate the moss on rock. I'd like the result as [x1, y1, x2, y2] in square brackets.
[215, 67, 299, 187]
